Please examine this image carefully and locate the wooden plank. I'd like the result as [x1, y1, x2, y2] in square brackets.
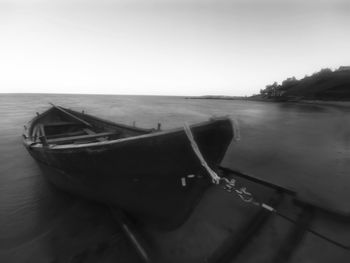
[46, 130, 86, 139]
[208, 192, 283, 263]
[39, 124, 45, 137]
[272, 208, 314, 263]
[47, 132, 115, 144]
[32, 126, 38, 139]
[49, 103, 92, 127]
[110, 208, 151, 263]
[219, 165, 295, 195]
[38, 124, 48, 146]
[219, 166, 350, 218]
[84, 128, 106, 142]
[44, 121, 81, 127]
[83, 128, 96, 135]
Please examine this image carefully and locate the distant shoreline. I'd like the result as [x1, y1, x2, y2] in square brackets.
[185, 95, 350, 107]
[185, 95, 249, 101]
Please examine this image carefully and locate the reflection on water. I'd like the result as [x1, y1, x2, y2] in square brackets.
[0, 94, 349, 261]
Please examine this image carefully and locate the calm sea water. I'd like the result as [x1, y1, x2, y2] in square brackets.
[0, 94, 349, 262]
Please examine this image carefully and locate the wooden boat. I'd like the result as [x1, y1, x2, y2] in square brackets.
[23, 104, 233, 229]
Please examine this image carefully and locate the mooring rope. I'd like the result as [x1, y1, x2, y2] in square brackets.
[183, 122, 221, 184]
[183, 122, 349, 251]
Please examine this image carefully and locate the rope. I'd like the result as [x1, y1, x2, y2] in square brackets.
[275, 211, 349, 250]
[183, 122, 221, 184]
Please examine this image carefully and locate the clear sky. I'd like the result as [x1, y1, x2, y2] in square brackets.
[1, 0, 349, 96]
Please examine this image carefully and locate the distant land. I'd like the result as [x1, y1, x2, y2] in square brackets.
[185, 95, 248, 100]
[187, 66, 350, 102]
[258, 66, 350, 101]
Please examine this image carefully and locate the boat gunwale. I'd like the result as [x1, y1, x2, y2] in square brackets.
[23, 107, 232, 151]
[64, 107, 155, 134]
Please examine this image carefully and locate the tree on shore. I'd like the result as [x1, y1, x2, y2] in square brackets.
[261, 81, 280, 98]
[259, 67, 338, 99]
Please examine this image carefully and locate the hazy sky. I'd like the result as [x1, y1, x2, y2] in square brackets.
[1, 0, 349, 96]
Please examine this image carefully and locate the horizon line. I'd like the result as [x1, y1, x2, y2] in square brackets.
[0, 92, 253, 97]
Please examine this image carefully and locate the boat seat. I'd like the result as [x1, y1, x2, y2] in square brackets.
[47, 132, 117, 144]
[83, 128, 106, 142]
[44, 122, 83, 127]
[83, 128, 97, 135]
[46, 130, 87, 139]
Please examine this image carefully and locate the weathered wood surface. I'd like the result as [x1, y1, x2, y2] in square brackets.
[46, 131, 116, 144]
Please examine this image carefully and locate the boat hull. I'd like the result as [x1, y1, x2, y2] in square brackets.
[25, 118, 233, 229]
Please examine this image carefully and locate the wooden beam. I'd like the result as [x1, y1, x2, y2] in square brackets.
[39, 124, 45, 137]
[218, 165, 295, 195]
[47, 132, 115, 144]
[44, 121, 82, 127]
[272, 208, 314, 263]
[49, 103, 92, 127]
[208, 192, 283, 263]
[110, 208, 151, 263]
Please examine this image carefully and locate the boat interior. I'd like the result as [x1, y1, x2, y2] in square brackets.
[27, 105, 151, 146]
